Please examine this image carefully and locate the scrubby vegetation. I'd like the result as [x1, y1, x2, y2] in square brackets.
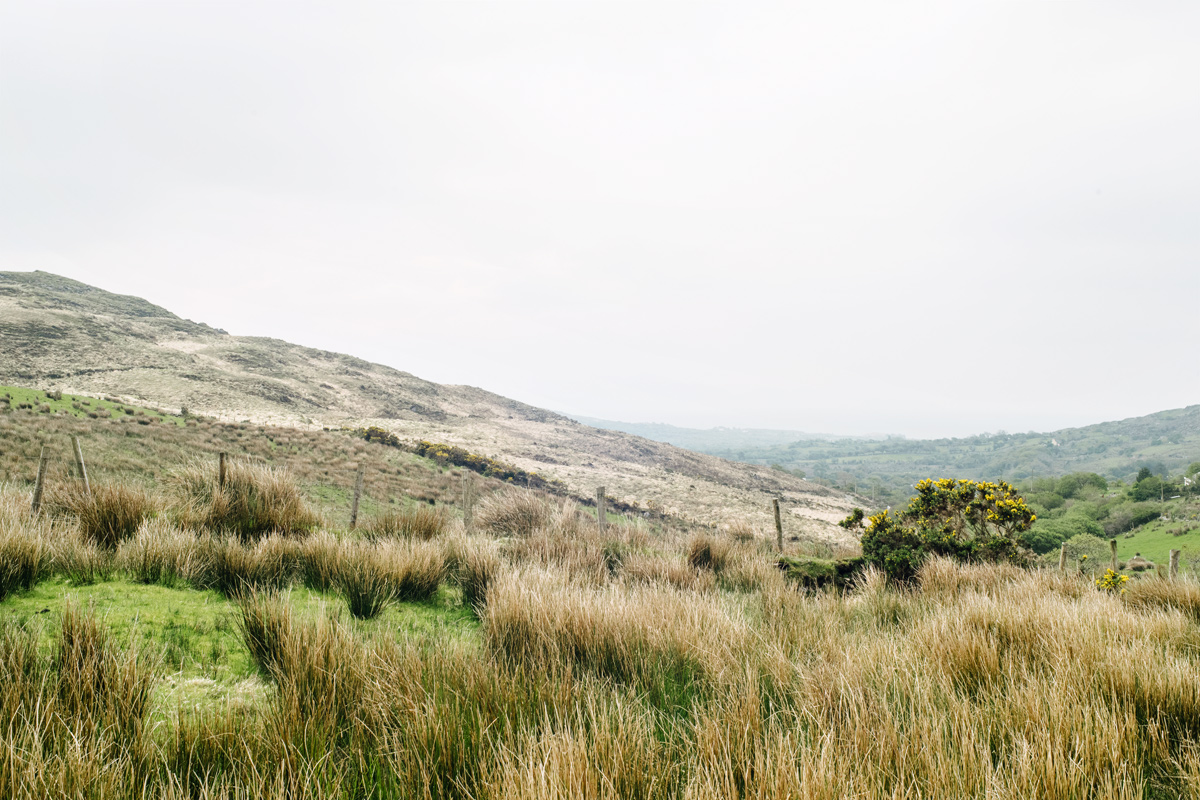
[10, 392, 1200, 796]
[7, 463, 1200, 798]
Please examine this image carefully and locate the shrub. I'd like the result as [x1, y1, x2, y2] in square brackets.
[363, 505, 448, 540]
[172, 460, 318, 540]
[50, 484, 160, 549]
[777, 555, 865, 591]
[476, 492, 552, 536]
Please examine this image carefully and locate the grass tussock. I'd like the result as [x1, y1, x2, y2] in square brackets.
[17, 462, 1200, 797]
[686, 532, 730, 573]
[333, 539, 447, 619]
[116, 519, 206, 587]
[0, 516, 53, 602]
[202, 534, 300, 597]
[476, 491, 553, 536]
[362, 504, 448, 540]
[48, 483, 160, 549]
[451, 535, 502, 614]
[172, 459, 318, 539]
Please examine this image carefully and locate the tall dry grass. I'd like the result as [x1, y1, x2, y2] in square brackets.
[362, 504, 448, 540]
[47, 483, 161, 549]
[172, 459, 319, 539]
[476, 491, 553, 536]
[11, 469, 1200, 797]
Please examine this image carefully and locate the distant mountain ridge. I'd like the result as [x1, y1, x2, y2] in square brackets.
[567, 416, 881, 451]
[584, 405, 1200, 504]
[0, 270, 858, 538]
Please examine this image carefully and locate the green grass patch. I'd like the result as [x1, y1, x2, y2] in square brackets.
[0, 385, 184, 426]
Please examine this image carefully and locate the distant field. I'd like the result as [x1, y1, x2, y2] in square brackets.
[1115, 502, 1200, 566]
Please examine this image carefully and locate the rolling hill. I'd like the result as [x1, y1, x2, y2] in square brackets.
[0, 270, 856, 539]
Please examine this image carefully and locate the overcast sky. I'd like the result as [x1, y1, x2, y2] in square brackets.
[2, 3, 1197, 438]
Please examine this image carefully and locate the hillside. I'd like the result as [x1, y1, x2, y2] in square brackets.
[0, 271, 855, 539]
[586, 407, 1200, 504]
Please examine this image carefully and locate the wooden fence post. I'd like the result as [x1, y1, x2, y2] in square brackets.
[1059, 542, 1067, 572]
[1170, 549, 1180, 580]
[350, 463, 365, 529]
[218, 452, 227, 488]
[1110, 539, 1118, 572]
[30, 446, 49, 516]
[773, 499, 783, 552]
[462, 473, 474, 531]
[596, 487, 606, 531]
[71, 435, 90, 495]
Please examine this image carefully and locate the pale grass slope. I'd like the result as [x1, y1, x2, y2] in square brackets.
[0, 270, 856, 540]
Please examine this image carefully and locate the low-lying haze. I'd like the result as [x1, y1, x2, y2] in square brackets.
[2, 3, 1196, 438]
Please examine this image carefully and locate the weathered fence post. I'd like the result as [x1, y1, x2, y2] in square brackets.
[1170, 549, 1180, 580]
[773, 498, 783, 552]
[1109, 539, 1118, 572]
[71, 435, 90, 495]
[350, 463, 365, 529]
[596, 487, 606, 531]
[1059, 542, 1067, 572]
[462, 473, 474, 531]
[218, 452, 227, 488]
[30, 446, 49, 516]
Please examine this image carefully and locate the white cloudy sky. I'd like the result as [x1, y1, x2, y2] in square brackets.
[2, 3, 1197, 438]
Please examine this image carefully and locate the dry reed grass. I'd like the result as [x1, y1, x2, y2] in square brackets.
[476, 491, 553, 536]
[10, 471, 1200, 797]
[172, 459, 319, 539]
[362, 504, 448, 540]
[47, 483, 161, 549]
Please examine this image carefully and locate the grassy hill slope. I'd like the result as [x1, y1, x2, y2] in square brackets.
[0, 271, 855, 539]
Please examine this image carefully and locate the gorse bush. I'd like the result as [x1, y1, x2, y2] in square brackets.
[172, 460, 318, 539]
[846, 478, 1037, 582]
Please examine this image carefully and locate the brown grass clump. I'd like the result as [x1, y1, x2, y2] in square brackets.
[298, 529, 344, 592]
[334, 539, 447, 619]
[483, 567, 749, 709]
[237, 591, 368, 741]
[686, 532, 730, 573]
[476, 491, 552, 536]
[116, 519, 206, 587]
[54, 602, 158, 747]
[362, 504, 448, 540]
[622, 553, 716, 593]
[172, 459, 318, 539]
[1124, 575, 1200, 622]
[0, 515, 53, 602]
[48, 483, 160, 549]
[53, 534, 115, 586]
[451, 536, 502, 614]
[200, 534, 300, 597]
